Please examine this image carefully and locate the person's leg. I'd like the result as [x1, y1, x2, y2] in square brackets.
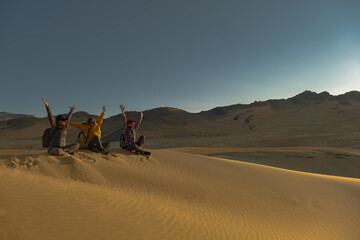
[87, 136, 96, 150]
[63, 143, 80, 154]
[135, 135, 145, 147]
[134, 136, 150, 155]
[126, 142, 143, 152]
[87, 136, 103, 150]
[88, 136, 109, 154]
[102, 142, 111, 149]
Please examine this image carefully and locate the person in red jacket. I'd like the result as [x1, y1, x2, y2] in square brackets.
[120, 104, 150, 155]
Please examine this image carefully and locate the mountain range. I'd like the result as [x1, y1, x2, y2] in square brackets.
[1, 90, 360, 149]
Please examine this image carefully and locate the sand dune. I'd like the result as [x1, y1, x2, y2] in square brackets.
[0, 149, 360, 240]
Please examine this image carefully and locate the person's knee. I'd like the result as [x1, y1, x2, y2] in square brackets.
[126, 143, 135, 151]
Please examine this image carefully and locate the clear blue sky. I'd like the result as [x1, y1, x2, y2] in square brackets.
[1, 0, 359, 117]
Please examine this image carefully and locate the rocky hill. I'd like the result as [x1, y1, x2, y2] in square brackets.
[1, 91, 360, 149]
[0, 112, 35, 121]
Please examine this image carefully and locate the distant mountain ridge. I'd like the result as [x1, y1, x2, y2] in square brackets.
[1, 90, 360, 149]
[2, 90, 360, 120]
[0, 112, 35, 121]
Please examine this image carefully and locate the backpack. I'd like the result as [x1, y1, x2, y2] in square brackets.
[77, 131, 87, 149]
[42, 127, 57, 148]
[77, 125, 92, 149]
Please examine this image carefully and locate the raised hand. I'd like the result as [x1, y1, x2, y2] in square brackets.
[69, 105, 76, 111]
[103, 106, 106, 112]
[140, 112, 143, 118]
[42, 98, 49, 107]
[120, 104, 125, 112]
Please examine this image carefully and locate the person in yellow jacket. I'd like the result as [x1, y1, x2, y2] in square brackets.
[70, 106, 110, 154]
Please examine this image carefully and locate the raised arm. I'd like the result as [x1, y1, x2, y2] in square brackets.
[134, 112, 143, 130]
[42, 98, 55, 127]
[120, 104, 127, 130]
[97, 106, 106, 126]
[70, 122, 88, 131]
[66, 105, 76, 125]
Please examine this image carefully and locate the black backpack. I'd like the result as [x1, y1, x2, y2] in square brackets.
[42, 127, 57, 148]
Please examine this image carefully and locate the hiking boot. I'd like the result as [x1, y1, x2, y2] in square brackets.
[136, 150, 151, 156]
[99, 148, 109, 155]
[142, 151, 151, 156]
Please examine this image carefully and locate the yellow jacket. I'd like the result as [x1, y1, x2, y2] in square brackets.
[70, 112, 105, 147]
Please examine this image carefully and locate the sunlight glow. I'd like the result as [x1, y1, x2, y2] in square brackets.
[329, 59, 360, 95]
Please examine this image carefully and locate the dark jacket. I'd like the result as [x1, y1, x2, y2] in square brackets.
[46, 105, 74, 148]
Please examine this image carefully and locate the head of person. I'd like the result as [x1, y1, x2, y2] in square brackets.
[127, 119, 136, 128]
[56, 115, 67, 126]
[87, 117, 97, 126]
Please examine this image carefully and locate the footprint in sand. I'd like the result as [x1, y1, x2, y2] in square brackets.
[24, 157, 39, 167]
[56, 155, 75, 165]
[139, 157, 148, 163]
[72, 153, 97, 163]
[9, 157, 39, 168]
[139, 155, 153, 163]
[10, 157, 20, 167]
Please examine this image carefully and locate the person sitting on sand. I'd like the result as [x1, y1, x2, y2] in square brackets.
[120, 104, 150, 155]
[42, 98, 79, 156]
[70, 106, 110, 155]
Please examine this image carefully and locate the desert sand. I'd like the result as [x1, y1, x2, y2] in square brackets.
[0, 148, 360, 240]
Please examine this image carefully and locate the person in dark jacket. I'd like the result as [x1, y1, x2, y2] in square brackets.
[42, 98, 79, 156]
[120, 104, 150, 155]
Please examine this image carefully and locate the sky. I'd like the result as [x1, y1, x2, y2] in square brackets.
[1, 0, 359, 117]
